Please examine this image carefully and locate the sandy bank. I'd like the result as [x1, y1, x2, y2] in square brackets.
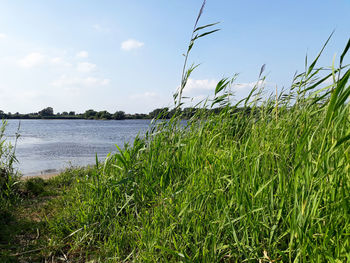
[21, 172, 60, 180]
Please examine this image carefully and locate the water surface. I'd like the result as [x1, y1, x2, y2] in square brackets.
[4, 119, 150, 176]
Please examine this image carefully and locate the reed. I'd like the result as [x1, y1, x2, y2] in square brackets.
[37, 2, 350, 261]
[46, 45, 350, 263]
[0, 120, 20, 237]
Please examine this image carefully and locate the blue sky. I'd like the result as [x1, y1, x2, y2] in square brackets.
[0, 0, 349, 114]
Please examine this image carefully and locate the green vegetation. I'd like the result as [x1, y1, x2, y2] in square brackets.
[0, 106, 216, 120]
[43, 43, 350, 261]
[0, 168, 93, 262]
[0, 120, 19, 225]
[0, 108, 137, 120]
[0, 120, 22, 261]
[1, 1, 350, 262]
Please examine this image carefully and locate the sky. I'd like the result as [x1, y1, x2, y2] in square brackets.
[0, 0, 349, 114]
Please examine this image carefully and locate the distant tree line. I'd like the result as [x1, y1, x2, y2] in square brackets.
[0, 107, 193, 120]
[0, 107, 132, 120]
[0, 106, 250, 120]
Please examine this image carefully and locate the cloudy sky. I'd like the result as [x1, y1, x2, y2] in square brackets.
[0, 0, 349, 114]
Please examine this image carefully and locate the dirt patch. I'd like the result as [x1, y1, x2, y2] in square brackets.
[21, 173, 59, 181]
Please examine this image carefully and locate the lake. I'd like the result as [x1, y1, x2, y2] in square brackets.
[4, 119, 151, 176]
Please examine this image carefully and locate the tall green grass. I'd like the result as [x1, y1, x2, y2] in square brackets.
[47, 46, 349, 262]
[47, 3, 350, 262]
[0, 120, 20, 230]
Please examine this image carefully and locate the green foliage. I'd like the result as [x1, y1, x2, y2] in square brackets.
[39, 107, 54, 117]
[113, 111, 126, 120]
[96, 110, 112, 120]
[45, 36, 350, 261]
[84, 109, 98, 119]
[24, 177, 46, 196]
[149, 107, 169, 119]
[1, 106, 215, 120]
[3, 2, 350, 261]
[0, 120, 20, 240]
[0, 120, 19, 193]
[174, 0, 220, 108]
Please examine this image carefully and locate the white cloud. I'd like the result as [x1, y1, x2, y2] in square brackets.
[77, 62, 96, 73]
[183, 79, 266, 95]
[50, 57, 72, 68]
[52, 75, 110, 87]
[232, 80, 266, 90]
[183, 79, 217, 95]
[51, 57, 63, 64]
[76, 51, 89, 58]
[18, 52, 46, 68]
[176, 79, 217, 107]
[121, 39, 144, 51]
[178, 78, 270, 107]
[0, 33, 7, 39]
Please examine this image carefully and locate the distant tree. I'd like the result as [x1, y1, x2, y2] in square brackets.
[39, 107, 54, 117]
[167, 108, 181, 118]
[97, 110, 112, 120]
[113, 111, 125, 120]
[149, 107, 169, 119]
[0, 110, 4, 118]
[84, 109, 97, 119]
[68, 111, 75, 116]
[62, 111, 68, 116]
[183, 107, 196, 118]
[134, 113, 149, 119]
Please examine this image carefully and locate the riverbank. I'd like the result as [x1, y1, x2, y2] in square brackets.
[0, 168, 92, 262]
[1, 35, 349, 262]
[21, 173, 59, 180]
[2, 84, 350, 262]
[2, 69, 350, 261]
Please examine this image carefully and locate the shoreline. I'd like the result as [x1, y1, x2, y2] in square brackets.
[21, 172, 60, 180]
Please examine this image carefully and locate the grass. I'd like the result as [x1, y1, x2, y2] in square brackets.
[0, 167, 93, 262]
[38, 37, 349, 261]
[1, 1, 349, 261]
[0, 119, 21, 254]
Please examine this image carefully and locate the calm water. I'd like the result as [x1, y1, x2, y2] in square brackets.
[4, 119, 151, 176]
